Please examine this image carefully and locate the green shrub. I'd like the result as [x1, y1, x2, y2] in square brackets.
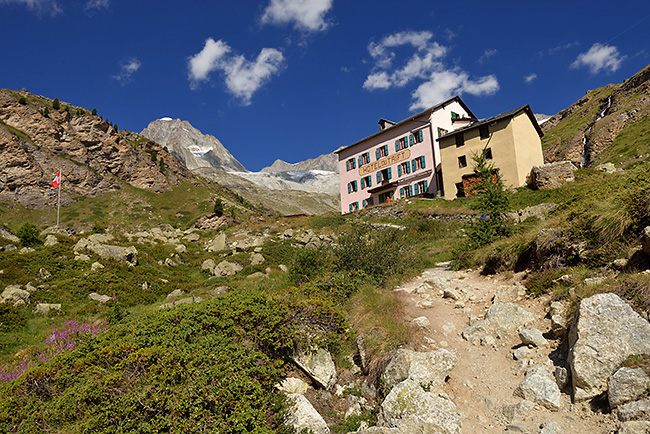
[18, 97, 26, 105]
[91, 108, 97, 116]
[0, 304, 26, 331]
[52, 98, 60, 110]
[213, 198, 224, 216]
[16, 222, 43, 247]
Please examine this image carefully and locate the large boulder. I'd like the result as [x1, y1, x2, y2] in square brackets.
[285, 394, 329, 434]
[293, 347, 337, 390]
[462, 303, 537, 344]
[0, 285, 30, 306]
[529, 161, 577, 190]
[74, 234, 138, 266]
[378, 379, 461, 434]
[212, 260, 243, 277]
[383, 348, 455, 390]
[206, 232, 227, 252]
[608, 367, 650, 409]
[568, 293, 650, 402]
[513, 365, 561, 411]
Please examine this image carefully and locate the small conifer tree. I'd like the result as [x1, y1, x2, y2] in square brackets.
[92, 108, 97, 116]
[18, 97, 27, 105]
[213, 198, 224, 216]
[52, 98, 60, 110]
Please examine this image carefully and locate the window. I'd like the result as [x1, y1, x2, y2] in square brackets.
[412, 130, 424, 144]
[360, 175, 372, 189]
[362, 197, 375, 208]
[378, 192, 392, 204]
[455, 133, 465, 147]
[451, 111, 459, 120]
[395, 136, 408, 151]
[399, 161, 410, 176]
[437, 127, 448, 138]
[376, 144, 389, 159]
[358, 152, 371, 167]
[349, 202, 359, 213]
[345, 158, 356, 171]
[412, 156, 425, 172]
[479, 125, 489, 139]
[400, 185, 414, 198]
[458, 155, 467, 169]
[347, 180, 358, 193]
[484, 148, 493, 160]
[416, 180, 428, 194]
[455, 182, 466, 198]
[376, 167, 392, 183]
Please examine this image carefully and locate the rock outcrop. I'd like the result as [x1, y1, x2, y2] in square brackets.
[293, 347, 337, 390]
[285, 393, 330, 434]
[529, 161, 577, 190]
[382, 348, 455, 390]
[73, 234, 138, 266]
[568, 293, 650, 402]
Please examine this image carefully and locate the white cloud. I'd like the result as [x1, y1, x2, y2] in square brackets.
[112, 57, 141, 84]
[85, 0, 109, 11]
[538, 41, 579, 57]
[571, 43, 625, 74]
[410, 71, 499, 111]
[364, 30, 499, 110]
[261, 0, 334, 32]
[0, 0, 62, 16]
[188, 38, 285, 106]
[524, 73, 537, 83]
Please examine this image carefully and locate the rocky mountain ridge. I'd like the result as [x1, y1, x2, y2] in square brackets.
[0, 89, 192, 209]
[542, 63, 650, 168]
[140, 118, 247, 172]
[260, 152, 339, 173]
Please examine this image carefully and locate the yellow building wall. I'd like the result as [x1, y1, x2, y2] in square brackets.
[439, 113, 543, 199]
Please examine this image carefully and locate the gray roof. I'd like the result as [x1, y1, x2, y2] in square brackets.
[335, 96, 476, 154]
[436, 105, 543, 140]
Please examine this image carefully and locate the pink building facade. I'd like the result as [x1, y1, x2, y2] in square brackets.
[336, 96, 475, 214]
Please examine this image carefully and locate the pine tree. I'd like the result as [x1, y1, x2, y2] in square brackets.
[52, 98, 60, 110]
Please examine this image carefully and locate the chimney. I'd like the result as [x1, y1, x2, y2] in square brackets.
[378, 118, 395, 131]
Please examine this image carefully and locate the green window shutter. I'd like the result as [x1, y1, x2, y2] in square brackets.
[414, 183, 419, 194]
[418, 130, 424, 142]
[348, 183, 351, 194]
[369, 197, 374, 205]
[395, 140, 399, 152]
[377, 171, 381, 183]
[354, 181, 358, 191]
[423, 180, 428, 192]
[421, 156, 426, 169]
[358, 156, 362, 166]
[399, 187, 404, 197]
[398, 165, 402, 177]
[384, 145, 389, 155]
[345, 160, 349, 171]
[361, 178, 365, 189]
[411, 160, 416, 172]
[362, 199, 366, 208]
[368, 176, 372, 187]
[409, 135, 413, 146]
[405, 163, 410, 174]
[387, 167, 392, 179]
[376, 148, 380, 160]
[408, 185, 413, 196]
[349, 203, 352, 213]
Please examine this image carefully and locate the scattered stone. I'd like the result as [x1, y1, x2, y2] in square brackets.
[166, 289, 184, 299]
[0, 285, 30, 306]
[75, 254, 91, 262]
[513, 347, 531, 361]
[33, 303, 62, 315]
[617, 397, 650, 422]
[88, 293, 112, 304]
[74, 234, 138, 266]
[250, 252, 265, 265]
[293, 347, 337, 390]
[285, 394, 330, 434]
[550, 314, 568, 337]
[568, 293, 650, 402]
[480, 335, 496, 347]
[205, 232, 227, 252]
[613, 258, 629, 270]
[595, 162, 616, 174]
[183, 233, 200, 243]
[201, 259, 216, 273]
[39, 268, 52, 279]
[0, 228, 20, 243]
[19, 247, 35, 254]
[43, 234, 58, 246]
[548, 302, 565, 317]
[412, 316, 431, 328]
[377, 379, 461, 434]
[493, 284, 527, 303]
[505, 424, 526, 432]
[279, 264, 288, 273]
[277, 377, 309, 395]
[90, 262, 104, 272]
[502, 400, 534, 423]
[383, 348, 456, 390]
[513, 365, 561, 411]
[357, 335, 369, 371]
[554, 367, 569, 390]
[617, 421, 650, 434]
[583, 277, 605, 286]
[212, 260, 243, 277]
[246, 272, 266, 279]
[539, 421, 561, 434]
[519, 328, 547, 347]
[608, 367, 650, 409]
[159, 296, 203, 309]
[485, 303, 537, 330]
[443, 288, 461, 300]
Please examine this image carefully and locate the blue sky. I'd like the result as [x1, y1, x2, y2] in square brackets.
[1, 0, 649, 171]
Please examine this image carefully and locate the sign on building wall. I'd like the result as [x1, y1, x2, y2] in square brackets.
[359, 149, 411, 176]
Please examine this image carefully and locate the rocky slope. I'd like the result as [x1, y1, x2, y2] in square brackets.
[140, 118, 247, 172]
[260, 152, 339, 173]
[542, 64, 650, 168]
[0, 90, 192, 209]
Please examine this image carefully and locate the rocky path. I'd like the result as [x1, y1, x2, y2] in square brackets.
[393, 264, 618, 434]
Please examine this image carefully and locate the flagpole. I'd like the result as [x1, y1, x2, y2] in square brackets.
[56, 169, 61, 227]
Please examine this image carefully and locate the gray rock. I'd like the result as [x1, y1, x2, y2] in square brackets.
[568, 293, 650, 402]
[166, 289, 184, 299]
[502, 400, 534, 423]
[75, 254, 91, 262]
[0, 285, 30, 306]
[618, 398, 650, 422]
[443, 288, 461, 300]
[354, 426, 401, 433]
[285, 394, 330, 434]
[44, 234, 58, 246]
[383, 348, 456, 390]
[0, 228, 20, 243]
[513, 365, 561, 411]
[19, 247, 35, 254]
[357, 335, 368, 371]
[277, 377, 310, 395]
[90, 262, 104, 272]
[88, 293, 112, 303]
[549, 302, 565, 317]
[493, 284, 527, 303]
[412, 316, 431, 328]
[513, 347, 531, 361]
[74, 234, 138, 266]
[159, 296, 203, 309]
[279, 264, 288, 273]
[201, 259, 216, 273]
[462, 322, 489, 344]
[378, 379, 461, 434]
[554, 367, 569, 389]
[608, 368, 650, 409]
[595, 162, 616, 174]
[618, 421, 650, 434]
[205, 232, 227, 252]
[550, 314, 568, 337]
[294, 347, 337, 390]
[539, 421, 561, 434]
[39, 268, 51, 279]
[33, 303, 62, 315]
[485, 303, 537, 330]
[212, 260, 243, 277]
[519, 328, 547, 347]
[250, 252, 265, 266]
[246, 272, 266, 279]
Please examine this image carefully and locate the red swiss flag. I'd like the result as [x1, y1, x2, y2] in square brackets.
[51, 171, 61, 188]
